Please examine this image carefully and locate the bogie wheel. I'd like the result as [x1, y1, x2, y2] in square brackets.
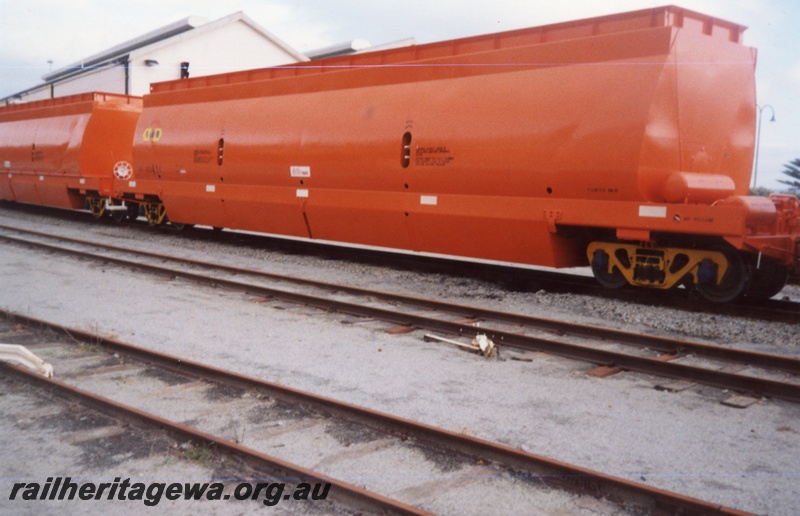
[127, 203, 140, 222]
[695, 247, 751, 303]
[171, 222, 194, 231]
[108, 200, 126, 223]
[590, 249, 628, 288]
[746, 258, 789, 299]
[87, 197, 106, 219]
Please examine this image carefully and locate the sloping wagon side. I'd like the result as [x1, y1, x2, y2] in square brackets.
[129, 6, 798, 301]
[0, 92, 142, 218]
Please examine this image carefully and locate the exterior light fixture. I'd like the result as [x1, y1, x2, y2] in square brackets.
[752, 104, 776, 189]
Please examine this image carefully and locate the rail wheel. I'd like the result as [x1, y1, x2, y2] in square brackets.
[127, 203, 140, 222]
[171, 222, 194, 231]
[590, 249, 627, 288]
[143, 202, 167, 226]
[695, 248, 751, 303]
[109, 200, 126, 223]
[87, 197, 106, 219]
[746, 258, 789, 299]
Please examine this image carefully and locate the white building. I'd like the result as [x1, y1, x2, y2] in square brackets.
[2, 12, 308, 105]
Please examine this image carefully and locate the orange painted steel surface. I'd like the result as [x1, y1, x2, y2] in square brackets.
[0, 93, 141, 209]
[130, 6, 772, 270]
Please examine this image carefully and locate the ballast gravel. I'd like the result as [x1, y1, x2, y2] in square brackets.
[0, 204, 798, 515]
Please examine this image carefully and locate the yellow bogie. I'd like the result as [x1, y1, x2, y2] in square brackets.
[142, 202, 167, 226]
[588, 242, 749, 302]
[588, 242, 728, 289]
[87, 197, 106, 219]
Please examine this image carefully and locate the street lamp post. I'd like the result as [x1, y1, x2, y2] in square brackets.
[753, 104, 776, 189]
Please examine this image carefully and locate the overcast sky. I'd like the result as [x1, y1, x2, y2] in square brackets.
[0, 0, 797, 190]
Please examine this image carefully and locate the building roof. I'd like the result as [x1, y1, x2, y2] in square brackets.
[41, 11, 308, 84]
[43, 16, 207, 82]
[306, 39, 372, 60]
[133, 11, 308, 64]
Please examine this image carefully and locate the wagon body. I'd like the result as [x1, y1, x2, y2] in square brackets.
[130, 7, 758, 269]
[0, 93, 141, 209]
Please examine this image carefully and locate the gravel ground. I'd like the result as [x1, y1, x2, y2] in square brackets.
[1, 203, 799, 515]
[0, 376, 343, 516]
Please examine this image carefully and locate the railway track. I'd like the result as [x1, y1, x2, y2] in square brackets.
[0, 311, 755, 514]
[203, 229, 800, 316]
[0, 203, 800, 323]
[1, 225, 799, 406]
[134, 218, 800, 322]
[1, 203, 798, 321]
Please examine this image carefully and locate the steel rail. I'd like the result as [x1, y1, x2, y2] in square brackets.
[1, 227, 798, 376]
[2, 212, 799, 322]
[0, 361, 428, 516]
[3, 233, 800, 402]
[2, 310, 753, 515]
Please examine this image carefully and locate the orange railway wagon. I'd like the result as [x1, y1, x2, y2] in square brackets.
[123, 5, 797, 302]
[0, 92, 142, 218]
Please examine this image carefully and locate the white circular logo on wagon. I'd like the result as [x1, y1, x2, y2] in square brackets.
[113, 161, 134, 180]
